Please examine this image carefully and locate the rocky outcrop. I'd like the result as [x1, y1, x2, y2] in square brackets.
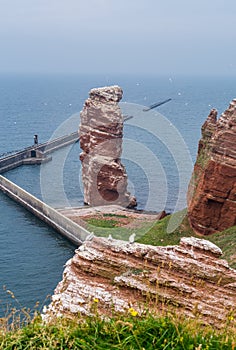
[187, 99, 236, 235]
[43, 237, 236, 326]
[79, 86, 136, 208]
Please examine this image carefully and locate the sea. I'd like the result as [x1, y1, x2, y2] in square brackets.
[0, 74, 235, 316]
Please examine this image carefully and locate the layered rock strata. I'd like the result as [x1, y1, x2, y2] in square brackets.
[79, 86, 136, 208]
[43, 237, 236, 326]
[187, 99, 236, 235]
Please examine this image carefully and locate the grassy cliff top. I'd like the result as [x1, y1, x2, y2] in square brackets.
[1, 211, 236, 348]
[137, 210, 236, 269]
[83, 209, 236, 269]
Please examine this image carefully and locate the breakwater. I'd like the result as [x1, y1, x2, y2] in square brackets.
[0, 175, 89, 245]
[0, 131, 90, 246]
[0, 132, 79, 174]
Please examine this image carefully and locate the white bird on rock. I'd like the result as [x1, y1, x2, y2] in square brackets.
[108, 234, 113, 241]
[78, 245, 85, 252]
[129, 233, 136, 244]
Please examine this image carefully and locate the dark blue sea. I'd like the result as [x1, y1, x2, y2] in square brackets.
[0, 74, 235, 315]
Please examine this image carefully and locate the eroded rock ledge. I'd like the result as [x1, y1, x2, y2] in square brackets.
[79, 85, 136, 208]
[43, 237, 236, 326]
[187, 99, 236, 235]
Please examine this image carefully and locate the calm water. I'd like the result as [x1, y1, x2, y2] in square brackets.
[0, 74, 235, 314]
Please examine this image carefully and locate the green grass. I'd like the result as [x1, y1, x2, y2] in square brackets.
[86, 218, 119, 228]
[85, 214, 154, 241]
[84, 209, 236, 269]
[1, 312, 236, 349]
[103, 213, 128, 219]
[137, 210, 236, 269]
[137, 210, 193, 246]
[195, 148, 210, 168]
[86, 213, 129, 229]
[206, 226, 236, 269]
[87, 220, 154, 241]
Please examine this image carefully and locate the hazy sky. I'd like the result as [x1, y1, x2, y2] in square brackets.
[0, 0, 236, 76]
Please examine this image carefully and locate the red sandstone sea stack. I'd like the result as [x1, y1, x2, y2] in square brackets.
[79, 85, 136, 208]
[187, 99, 236, 235]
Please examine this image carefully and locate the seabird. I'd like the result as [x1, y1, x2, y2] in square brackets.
[129, 233, 136, 244]
[108, 234, 113, 241]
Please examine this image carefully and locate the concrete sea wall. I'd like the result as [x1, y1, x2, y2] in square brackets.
[0, 132, 79, 174]
[36, 132, 79, 155]
[0, 175, 89, 245]
[0, 149, 50, 174]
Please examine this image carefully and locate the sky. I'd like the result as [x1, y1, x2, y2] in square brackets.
[0, 0, 236, 76]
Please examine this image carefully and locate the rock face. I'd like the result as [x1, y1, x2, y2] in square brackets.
[43, 237, 236, 326]
[79, 86, 136, 208]
[187, 100, 236, 235]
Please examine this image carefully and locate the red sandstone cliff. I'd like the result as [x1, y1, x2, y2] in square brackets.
[43, 236, 236, 326]
[187, 100, 236, 235]
[79, 86, 136, 208]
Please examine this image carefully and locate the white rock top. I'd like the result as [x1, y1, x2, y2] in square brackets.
[89, 85, 123, 102]
[180, 237, 222, 257]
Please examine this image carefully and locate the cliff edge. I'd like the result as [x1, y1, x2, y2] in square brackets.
[43, 236, 236, 326]
[187, 99, 236, 235]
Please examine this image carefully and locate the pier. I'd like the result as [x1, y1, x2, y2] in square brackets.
[0, 131, 90, 246]
[0, 132, 79, 174]
[0, 175, 89, 245]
